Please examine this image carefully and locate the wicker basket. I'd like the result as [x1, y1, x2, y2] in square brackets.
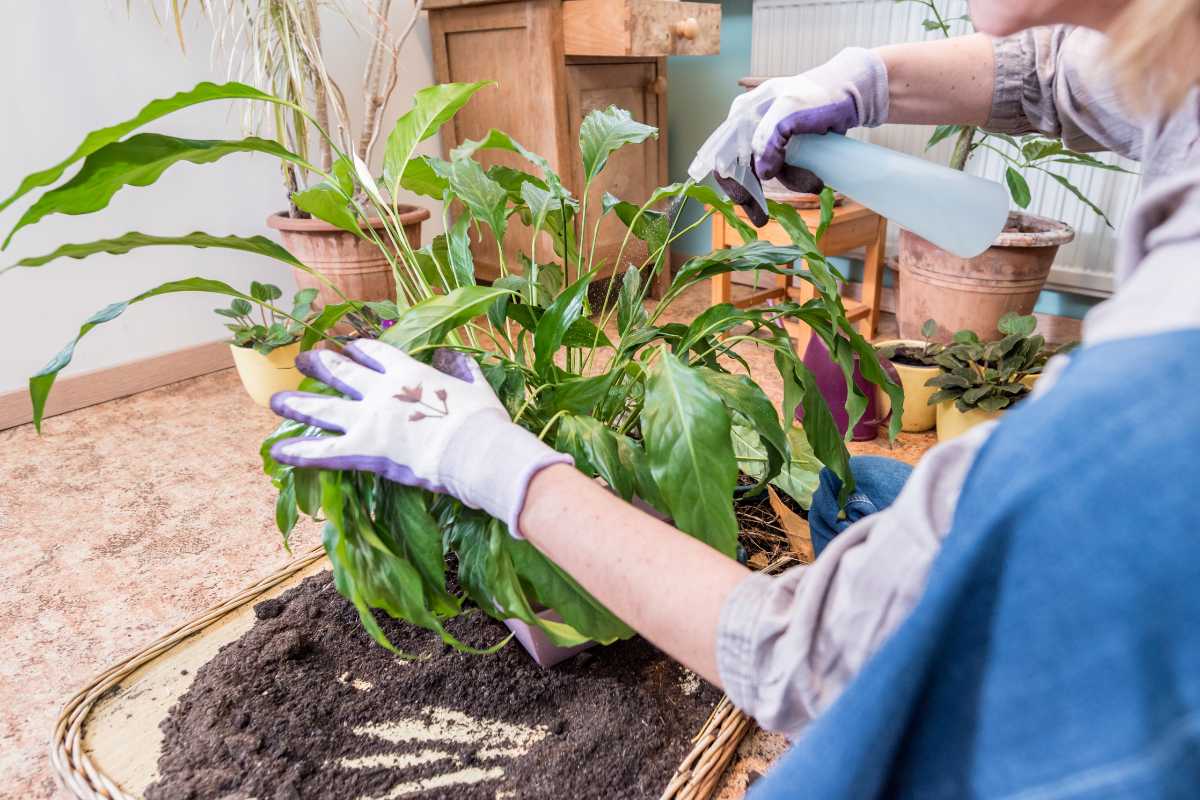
[50, 546, 754, 800]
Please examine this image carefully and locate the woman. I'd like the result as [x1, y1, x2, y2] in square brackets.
[270, 0, 1200, 795]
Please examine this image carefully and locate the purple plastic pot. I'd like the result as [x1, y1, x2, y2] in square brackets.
[795, 335, 898, 441]
[504, 610, 595, 668]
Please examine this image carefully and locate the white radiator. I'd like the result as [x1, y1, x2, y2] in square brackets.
[751, 0, 1142, 295]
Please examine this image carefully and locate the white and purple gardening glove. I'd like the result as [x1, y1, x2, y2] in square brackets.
[269, 341, 573, 538]
[689, 47, 890, 226]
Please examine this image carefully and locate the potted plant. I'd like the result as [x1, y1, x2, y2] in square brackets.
[925, 312, 1044, 441]
[141, 0, 433, 310]
[221, 283, 319, 406]
[875, 319, 943, 432]
[894, 0, 1131, 341]
[3, 82, 903, 664]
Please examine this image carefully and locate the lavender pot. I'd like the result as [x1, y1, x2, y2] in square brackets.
[795, 335, 896, 441]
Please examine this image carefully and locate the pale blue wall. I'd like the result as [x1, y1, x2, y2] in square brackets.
[667, 0, 754, 256]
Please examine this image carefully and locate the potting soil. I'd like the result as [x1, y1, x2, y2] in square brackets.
[145, 570, 722, 800]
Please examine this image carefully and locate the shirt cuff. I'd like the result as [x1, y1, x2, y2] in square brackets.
[716, 571, 777, 717]
[985, 33, 1033, 134]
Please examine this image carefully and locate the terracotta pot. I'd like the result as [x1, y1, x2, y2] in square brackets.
[935, 400, 1002, 442]
[229, 342, 303, 407]
[874, 339, 939, 433]
[266, 206, 431, 312]
[897, 211, 1074, 342]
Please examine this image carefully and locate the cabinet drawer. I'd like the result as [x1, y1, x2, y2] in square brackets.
[563, 0, 720, 57]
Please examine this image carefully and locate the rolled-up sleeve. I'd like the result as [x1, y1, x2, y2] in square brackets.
[985, 26, 1143, 159]
[715, 421, 1002, 736]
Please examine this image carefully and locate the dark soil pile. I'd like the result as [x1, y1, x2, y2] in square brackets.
[145, 570, 722, 800]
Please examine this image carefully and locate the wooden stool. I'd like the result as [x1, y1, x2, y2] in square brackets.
[710, 199, 887, 351]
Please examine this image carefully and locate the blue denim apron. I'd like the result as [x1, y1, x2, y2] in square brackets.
[750, 331, 1200, 799]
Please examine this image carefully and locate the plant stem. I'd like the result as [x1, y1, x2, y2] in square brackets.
[949, 125, 975, 171]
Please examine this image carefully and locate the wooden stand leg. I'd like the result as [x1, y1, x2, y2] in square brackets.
[861, 216, 887, 340]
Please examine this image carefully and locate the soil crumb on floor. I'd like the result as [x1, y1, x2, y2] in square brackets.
[146, 571, 721, 800]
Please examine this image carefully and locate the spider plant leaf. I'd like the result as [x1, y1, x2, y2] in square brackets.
[643, 349, 739, 557]
[5, 134, 307, 247]
[0, 81, 275, 216]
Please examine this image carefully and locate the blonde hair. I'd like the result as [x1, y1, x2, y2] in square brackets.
[1110, 0, 1200, 112]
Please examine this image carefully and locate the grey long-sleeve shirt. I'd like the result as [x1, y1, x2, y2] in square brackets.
[716, 26, 1200, 737]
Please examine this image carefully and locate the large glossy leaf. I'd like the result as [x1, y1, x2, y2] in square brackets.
[3, 230, 305, 274]
[292, 157, 361, 236]
[453, 129, 566, 193]
[642, 349, 739, 556]
[375, 481, 458, 616]
[29, 276, 270, 431]
[533, 269, 593, 375]
[5, 134, 306, 247]
[650, 182, 757, 245]
[602, 193, 669, 255]
[300, 302, 358, 350]
[731, 424, 821, 509]
[380, 285, 511, 350]
[382, 82, 492, 197]
[446, 158, 509, 241]
[555, 414, 635, 500]
[399, 155, 452, 199]
[698, 368, 787, 491]
[444, 212, 476, 289]
[617, 265, 647, 336]
[579, 106, 657, 183]
[776, 350, 854, 505]
[670, 241, 803, 292]
[0, 81, 275, 215]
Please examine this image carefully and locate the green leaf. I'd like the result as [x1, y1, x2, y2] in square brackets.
[399, 155, 452, 199]
[1004, 166, 1032, 208]
[453, 129, 565, 192]
[650, 182, 756, 245]
[293, 157, 363, 236]
[3, 230, 306, 274]
[382, 81, 492, 197]
[921, 319, 938, 339]
[381, 285, 511, 350]
[977, 395, 1012, 412]
[776, 349, 855, 505]
[275, 470, 298, 541]
[671, 241, 804, 291]
[926, 124, 964, 151]
[446, 158, 509, 241]
[642, 349, 739, 556]
[544, 374, 613, 416]
[817, 187, 836, 240]
[300, 302, 357, 351]
[29, 276, 263, 431]
[697, 368, 788, 491]
[533, 268, 594, 375]
[602, 192, 669, 255]
[0, 81, 276, 215]
[579, 106, 657, 183]
[231, 297, 254, 315]
[562, 317, 615, 351]
[487, 275, 527, 328]
[5, 134, 306, 247]
[997, 311, 1036, 337]
[617, 265, 647, 335]
[774, 426, 822, 509]
[556, 415, 635, 500]
[1042, 170, 1114, 227]
[376, 483, 458, 616]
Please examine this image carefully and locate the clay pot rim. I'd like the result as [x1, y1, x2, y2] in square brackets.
[993, 211, 1075, 249]
[266, 205, 431, 232]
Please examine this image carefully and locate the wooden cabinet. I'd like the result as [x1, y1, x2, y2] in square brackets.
[426, 0, 719, 293]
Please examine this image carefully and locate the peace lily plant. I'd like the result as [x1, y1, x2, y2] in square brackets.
[2, 81, 902, 653]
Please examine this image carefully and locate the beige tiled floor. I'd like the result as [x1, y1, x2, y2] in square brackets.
[0, 284, 934, 798]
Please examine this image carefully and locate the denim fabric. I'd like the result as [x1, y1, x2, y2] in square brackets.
[750, 330, 1200, 799]
[809, 456, 914, 557]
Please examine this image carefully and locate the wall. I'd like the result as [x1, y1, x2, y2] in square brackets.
[0, 4, 440, 393]
[667, 0, 755, 256]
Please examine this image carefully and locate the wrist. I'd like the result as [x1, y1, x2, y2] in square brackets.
[813, 47, 890, 127]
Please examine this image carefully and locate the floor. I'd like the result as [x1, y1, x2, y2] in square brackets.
[0, 284, 935, 799]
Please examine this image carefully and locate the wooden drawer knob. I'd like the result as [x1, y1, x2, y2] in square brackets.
[671, 17, 700, 40]
[649, 75, 669, 96]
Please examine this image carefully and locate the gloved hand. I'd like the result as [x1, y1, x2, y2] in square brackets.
[269, 340, 573, 538]
[689, 47, 889, 226]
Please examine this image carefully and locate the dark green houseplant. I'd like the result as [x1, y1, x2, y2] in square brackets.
[3, 82, 902, 653]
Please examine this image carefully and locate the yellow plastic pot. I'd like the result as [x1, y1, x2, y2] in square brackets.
[230, 341, 304, 407]
[936, 400, 1003, 442]
[875, 339, 939, 433]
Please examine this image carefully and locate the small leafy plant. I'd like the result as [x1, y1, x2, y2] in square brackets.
[899, 0, 1134, 225]
[924, 312, 1044, 412]
[219, 283, 319, 354]
[3, 81, 902, 655]
[876, 319, 943, 367]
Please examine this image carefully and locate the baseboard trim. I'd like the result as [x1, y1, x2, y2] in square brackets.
[0, 340, 234, 431]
